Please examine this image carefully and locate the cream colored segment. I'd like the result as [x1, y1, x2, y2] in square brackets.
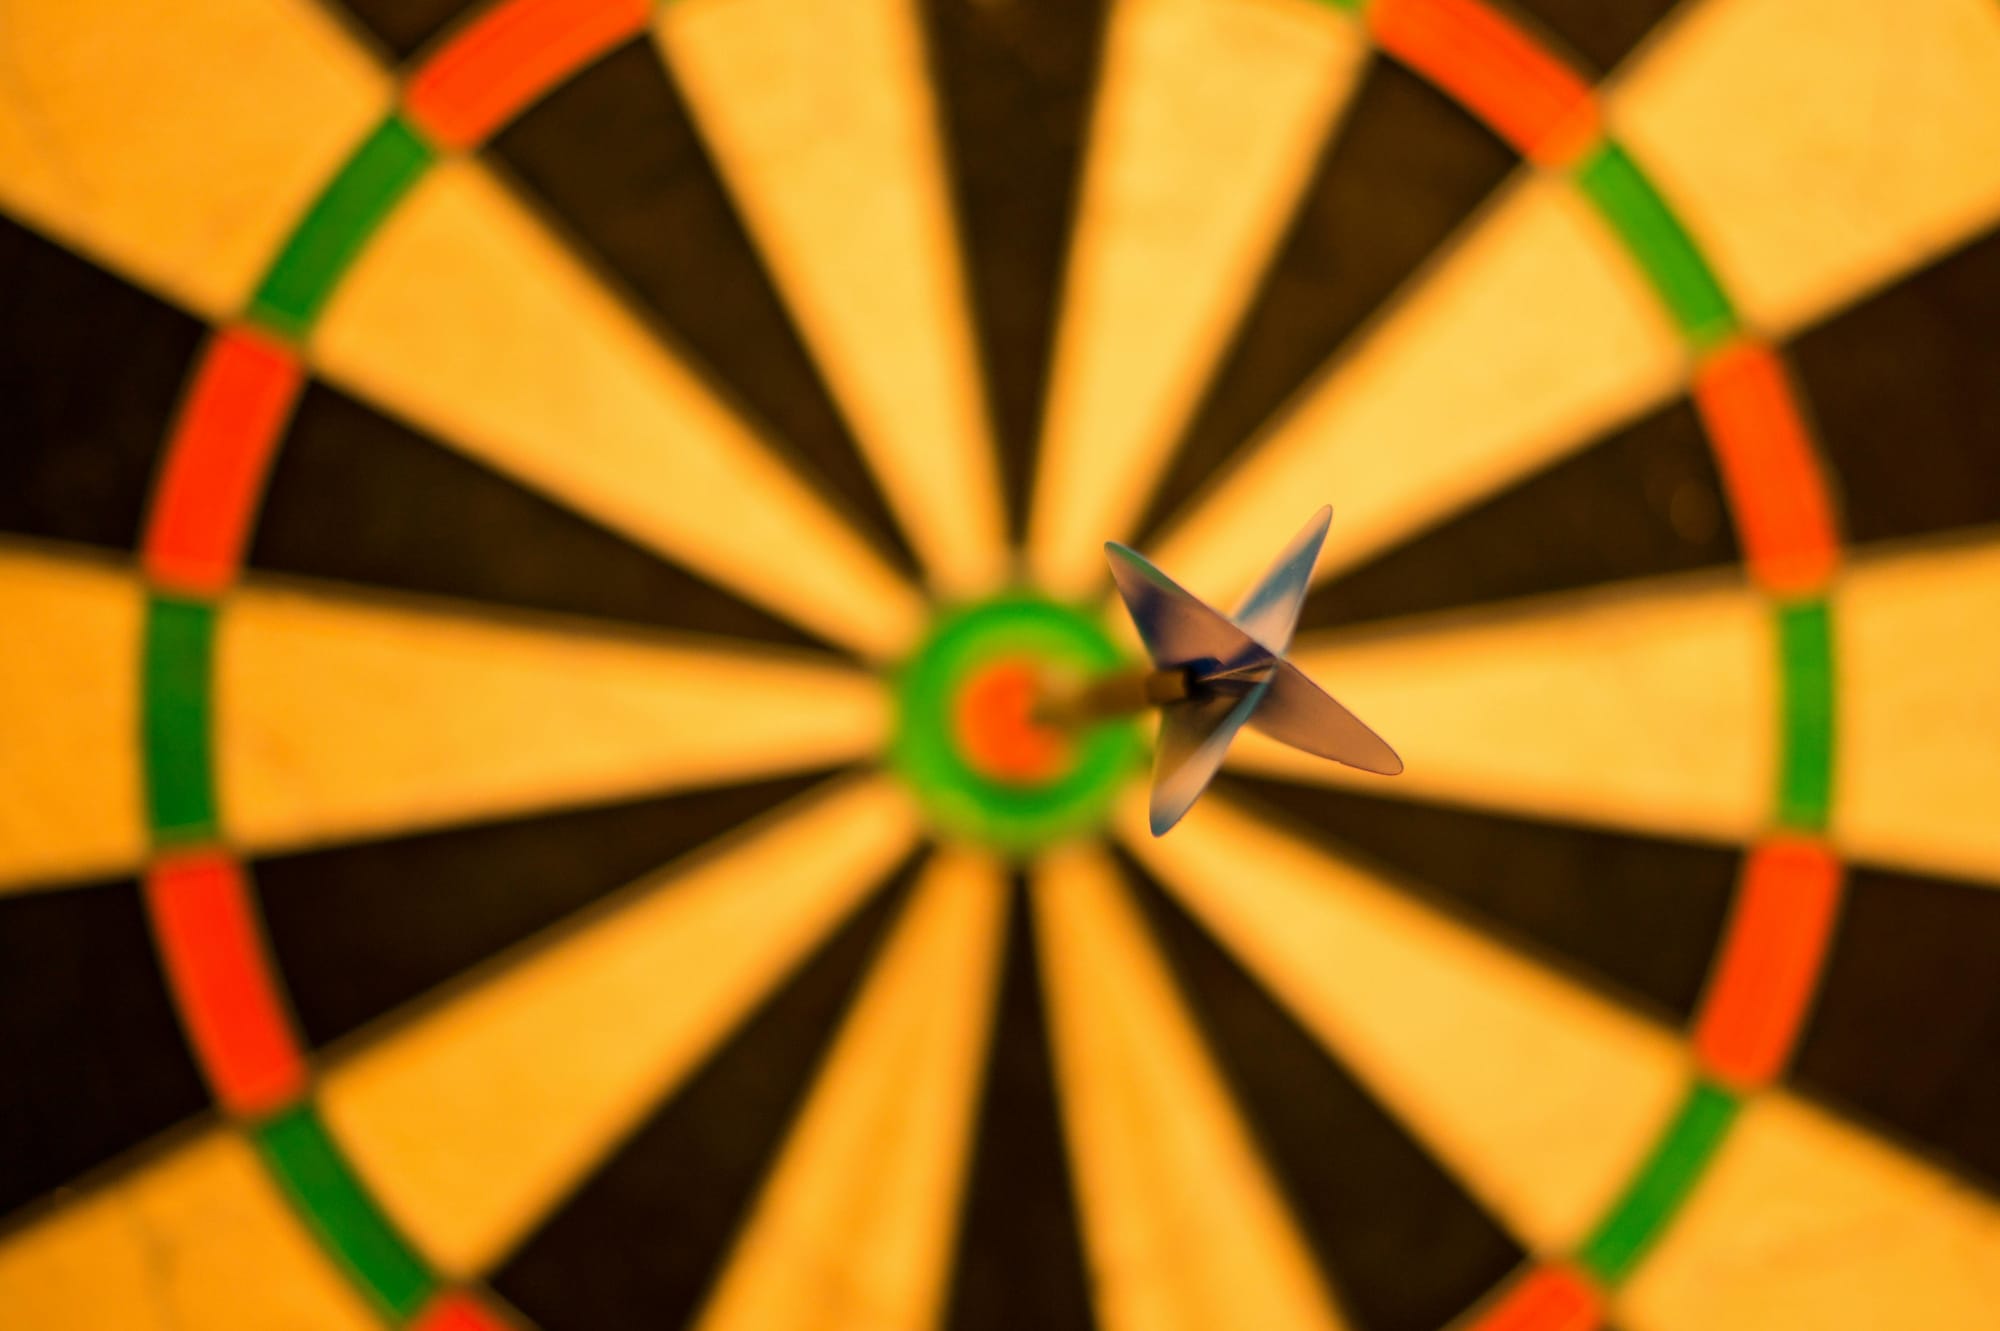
[216, 579, 887, 855]
[1148, 174, 1684, 609]
[1028, 0, 1368, 596]
[1228, 571, 1772, 846]
[1619, 1093, 2000, 1331]
[1610, 0, 2000, 335]
[0, 545, 144, 894]
[1037, 844, 1349, 1331]
[695, 851, 1006, 1331]
[1123, 794, 1685, 1253]
[1833, 533, 2000, 887]
[656, 0, 1006, 597]
[319, 776, 917, 1277]
[0, 0, 389, 318]
[0, 1129, 380, 1331]
[312, 160, 924, 660]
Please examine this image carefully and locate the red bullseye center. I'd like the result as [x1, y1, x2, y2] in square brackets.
[952, 659, 1074, 785]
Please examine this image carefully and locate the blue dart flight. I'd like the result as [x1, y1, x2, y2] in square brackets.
[1105, 506, 1403, 835]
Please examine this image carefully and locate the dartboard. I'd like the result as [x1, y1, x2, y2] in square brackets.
[3, 0, 1998, 1327]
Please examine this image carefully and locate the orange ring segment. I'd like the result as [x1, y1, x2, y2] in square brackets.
[404, 0, 653, 150]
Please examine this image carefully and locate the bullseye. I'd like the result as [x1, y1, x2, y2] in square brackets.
[888, 592, 1143, 853]
[952, 659, 1073, 785]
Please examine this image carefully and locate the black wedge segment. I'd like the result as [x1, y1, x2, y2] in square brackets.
[1215, 775, 1737, 1023]
[0, 879, 211, 1219]
[1790, 865, 2000, 1193]
[1133, 60, 1514, 542]
[943, 876, 1098, 1331]
[257, 771, 840, 1050]
[1298, 395, 1739, 633]
[1789, 223, 2000, 546]
[1502, 0, 1686, 73]
[918, 0, 1112, 541]
[250, 382, 829, 650]
[1117, 846, 1524, 1331]
[492, 854, 921, 1331]
[327, 0, 483, 61]
[489, 40, 918, 573]
[0, 216, 203, 553]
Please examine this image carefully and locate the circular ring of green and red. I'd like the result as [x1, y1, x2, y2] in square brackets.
[131, 0, 1845, 1325]
[891, 593, 1146, 853]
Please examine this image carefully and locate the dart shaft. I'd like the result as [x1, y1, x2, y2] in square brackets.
[1036, 665, 1189, 727]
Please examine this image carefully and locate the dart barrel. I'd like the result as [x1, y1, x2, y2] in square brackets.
[1034, 664, 1192, 728]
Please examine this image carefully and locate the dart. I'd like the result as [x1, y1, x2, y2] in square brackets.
[1038, 506, 1402, 835]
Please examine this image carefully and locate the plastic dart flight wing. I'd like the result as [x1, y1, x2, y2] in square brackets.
[1108, 506, 1402, 835]
[1229, 503, 1329, 653]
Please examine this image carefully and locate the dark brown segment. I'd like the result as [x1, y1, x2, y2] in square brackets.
[0, 879, 211, 1220]
[492, 853, 921, 1331]
[1297, 396, 1739, 633]
[1216, 775, 1737, 1023]
[1791, 865, 2000, 1192]
[1133, 59, 1514, 544]
[0, 215, 203, 552]
[1789, 223, 2000, 546]
[489, 40, 917, 573]
[943, 875, 1098, 1331]
[1117, 846, 1524, 1331]
[1500, 0, 1685, 73]
[919, 0, 1111, 541]
[258, 771, 842, 1050]
[251, 382, 832, 650]
[323, 0, 483, 60]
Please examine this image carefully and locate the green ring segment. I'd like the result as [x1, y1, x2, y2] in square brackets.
[889, 593, 1145, 853]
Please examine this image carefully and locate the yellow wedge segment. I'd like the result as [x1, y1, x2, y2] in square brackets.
[0, 0, 390, 319]
[1834, 534, 2000, 888]
[1036, 844, 1350, 1331]
[318, 776, 917, 1277]
[216, 578, 886, 856]
[1230, 572, 1771, 846]
[313, 160, 925, 660]
[0, 545, 143, 894]
[694, 850, 1007, 1331]
[1610, 0, 2000, 334]
[0, 1129, 379, 1331]
[1619, 1093, 2000, 1330]
[657, 0, 1007, 597]
[1147, 174, 1683, 607]
[1121, 794, 1684, 1253]
[1028, 0, 1369, 596]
